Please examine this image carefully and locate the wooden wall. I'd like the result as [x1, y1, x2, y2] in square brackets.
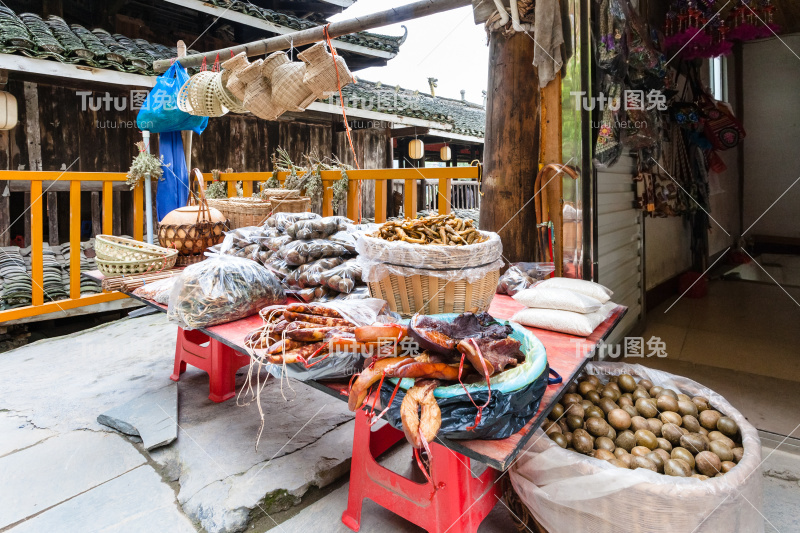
[0, 77, 391, 245]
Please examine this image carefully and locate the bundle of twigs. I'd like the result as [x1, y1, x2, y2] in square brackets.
[101, 269, 182, 293]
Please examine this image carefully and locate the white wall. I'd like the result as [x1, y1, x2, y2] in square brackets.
[644, 59, 740, 290]
[742, 34, 800, 240]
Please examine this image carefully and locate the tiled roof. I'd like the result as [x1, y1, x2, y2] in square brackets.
[0, 9, 188, 75]
[205, 0, 406, 54]
[330, 80, 486, 138]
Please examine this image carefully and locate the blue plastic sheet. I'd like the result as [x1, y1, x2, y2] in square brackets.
[157, 131, 189, 221]
[137, 62, 208, 134]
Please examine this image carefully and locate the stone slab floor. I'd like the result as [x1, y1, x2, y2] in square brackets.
[1, 312, 799, 532]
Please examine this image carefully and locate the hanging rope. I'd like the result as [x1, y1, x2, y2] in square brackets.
[324, 24, 362, 222]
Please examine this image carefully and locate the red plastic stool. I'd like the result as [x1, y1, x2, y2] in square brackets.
[342, 409, 501, 533]
[170, 327, 251, 403]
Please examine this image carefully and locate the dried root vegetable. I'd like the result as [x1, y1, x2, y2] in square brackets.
[373, 214, 487, 246]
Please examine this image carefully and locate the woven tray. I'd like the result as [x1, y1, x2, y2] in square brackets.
[207, 197, 272, 229]
[95, 234, 174, 262]
[97, 253, 177, 276]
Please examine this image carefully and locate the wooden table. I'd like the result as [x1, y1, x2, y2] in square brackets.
[114, 282, 626, 471]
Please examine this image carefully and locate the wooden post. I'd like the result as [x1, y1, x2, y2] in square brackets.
[479, 32, 541, 263]
[541, 73, 564, 276]
[91, 191, 101, 237]
[177, 41, 193, 174]
[47, 192, 58, 246]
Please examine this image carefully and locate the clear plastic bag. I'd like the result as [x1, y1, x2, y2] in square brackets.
[286, 216, 352, 240]
[310, 258, 362, 294]
[264, 212, 320, 232]
[168, 255, 286, 328]
[497, 262, 555, 296]
[265, 256, 294, 280]
[264, 235, 293, 252]
[329, 223, 380, 253]
[278, 238, 349, 266]
[510, 362, 764, 533]
[284, 256, 345, 288]
[133, 276, 177, 302]
[355, 231, 504, 284]
[287, 285, 334, 303]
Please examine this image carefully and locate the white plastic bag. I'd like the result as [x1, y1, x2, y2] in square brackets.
[510, 362, 764, 533]
[513, 287, 603, 313]
[511, 302, 616, 335]
[534, 277, 613, 303]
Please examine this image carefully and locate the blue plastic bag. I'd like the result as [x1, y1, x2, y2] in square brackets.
[137, 62, 208, 134]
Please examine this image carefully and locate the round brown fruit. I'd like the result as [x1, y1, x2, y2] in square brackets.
[696, 451, 722, 476]
[635, 429, 658, 450]
[551, 433, 568, 448]
[632, 388, 650, 401]
[565, 403, 585, 419]
[619, 454, 634, 468]
[593, 449, 615, 461]
[564, 432, 574, 447]
[709, 440, 733, 462]
[639, 379, 654, 391]
[549, 403, 564, 421]
[586, 390, 602, 405]
[581, 400, 593, 412]
[671, 447, 696, 469]
[732, 447, 744, 463]
[609, 459, 629, 469]
[601, 386, 621, 402]
[573, 429, 594, 454]
[677, 393, 692, 403]
[659, 388, 679, 400]
[544, 421, 562, 435]
[578, 381, 596, 397]
[678, 400, 699, 417]
[657, 438, 673, 453]
[717, 416, 739, 438]
[595, 436, 616, 452]
[599, 397, 619, 415]
[585, 375, 602, 387]
[662, 423, 683, 446]
[608, 409, 632, 431]
[682, 415, 701, 433]
[565, 382, 578, 394]
[680, 433, 710, 455]
[646, 451, 665, 473]
[649, 386, 664, 397]
[618, 396, 634, 408]
[692, 396, 710, 412]
[618, 374, 637, 393]
[631, 445, 652, 457]
[585, 406, 605, 420]
[653, 448, 671, 465]
[586, 417, 611, 438]
[631, 456, 658, 472]
[660, 411, 683, 426]
[567, 414, 584, 431]
[707, 432, 736, 448]
[647, 418, 664, 437]
[656, 395, 679, 413]
[630, 416, 650, 433]
[622, 405, 639, 419]
[720, 461, 736, 473]
[699, 409, 722, 431]
[606, 426, 617, 440]
[615, 431, 636, 452]
[664, 459, 691, 477]
[692, 474, 710, 481]
[614, 447, 629, 459]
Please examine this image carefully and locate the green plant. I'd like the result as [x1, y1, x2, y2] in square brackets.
[206, 169, 228, 199]
[126, 141, 165, 190]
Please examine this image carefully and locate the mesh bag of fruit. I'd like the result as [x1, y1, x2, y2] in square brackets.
[509, 361, 763, 533]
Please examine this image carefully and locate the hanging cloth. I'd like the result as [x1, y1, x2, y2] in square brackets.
[532, 0, 564, 88]
[157, 131, 189, 221]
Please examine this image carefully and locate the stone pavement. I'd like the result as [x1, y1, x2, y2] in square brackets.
[1, 313, 800, 533]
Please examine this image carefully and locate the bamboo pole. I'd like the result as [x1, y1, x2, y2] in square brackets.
[153, 0, 471, 73]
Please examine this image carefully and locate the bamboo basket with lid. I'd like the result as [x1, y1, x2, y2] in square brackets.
[158, 169, 228, 264]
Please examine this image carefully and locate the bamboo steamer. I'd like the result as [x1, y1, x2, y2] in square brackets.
[158, 168, 228, 261]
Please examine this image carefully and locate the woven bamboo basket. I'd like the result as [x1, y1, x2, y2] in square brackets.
[367, 269, 499, 317]
[360, 231, 502, 317]
[269, 196, 311, 213]
[259, 188, 299, 200]
[206, 197, 272, 229]
[95, 234, 174, 262]
[96, 252, 177, 277]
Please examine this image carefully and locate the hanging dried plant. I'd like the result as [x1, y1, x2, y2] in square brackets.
[206, 169, 228, 199]
[126, 141, 165, 190]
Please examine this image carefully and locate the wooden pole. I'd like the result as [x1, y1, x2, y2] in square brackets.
[479, 32, 540, 263]
[540, 73, 564, 276]
[153, 0, 471, 72]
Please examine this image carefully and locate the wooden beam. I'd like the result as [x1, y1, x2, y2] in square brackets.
[479, 31, 540, 263]
[154, 0, 470, 72]
[47, 192, 58, 246]
[91, 191, 101, 237]
[390, 127, 430, 138]
[540, 73, 564, 275]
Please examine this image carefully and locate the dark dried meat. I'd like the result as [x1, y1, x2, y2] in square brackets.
[457, 337, 525, 376]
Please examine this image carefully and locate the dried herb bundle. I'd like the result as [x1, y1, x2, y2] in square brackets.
[126, 141, 165, 190]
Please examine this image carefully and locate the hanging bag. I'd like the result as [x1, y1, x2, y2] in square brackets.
[137, 62, 209, 134]
[689, 68, 746, 150]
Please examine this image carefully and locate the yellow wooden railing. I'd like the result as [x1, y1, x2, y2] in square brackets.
[0, 171, 140, 323]
[0, 166, 478, 323]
